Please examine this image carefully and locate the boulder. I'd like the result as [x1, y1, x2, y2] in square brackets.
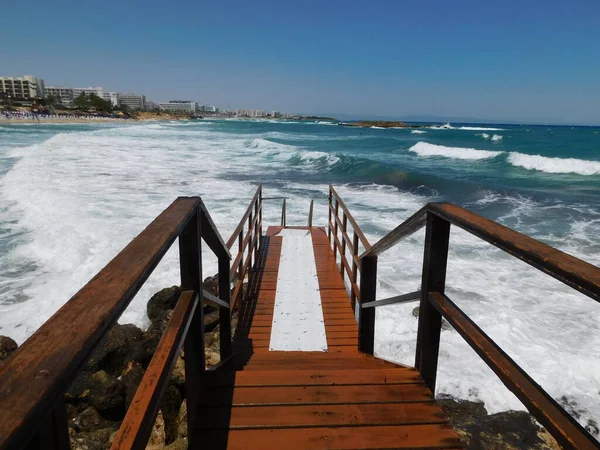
[120, 361, 146, 409]
[203, 274, 219, 297]
[147, 286, 181, 322]
[170, 355, 186, 390]
[161, 385, 183, 443]
[176, 400, 187, 439]
[66, 371, 93, 403]
[86, 323, 143, 375]
[0, 335, 17, 361]
[147, 411, 166, 446]
[87, 370, 125, 419]
[69, 406, 119, 433]
[204, 310, 220, 333]
[70, 428, 114, 450]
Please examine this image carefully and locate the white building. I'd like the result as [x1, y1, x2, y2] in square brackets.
[72, 87, 104, 98]
[0, 75, 45, 99]
[45, 86, 74, 104]
[117, 93, 146, 110]
[104, 92, 118, 107]
[158, 101, 197, 113]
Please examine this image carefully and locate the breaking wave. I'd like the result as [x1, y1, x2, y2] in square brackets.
[507, 152, 600, 176]
[409, 142, 503, 160]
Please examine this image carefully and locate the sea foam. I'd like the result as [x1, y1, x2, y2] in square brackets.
[409, 142, 503, 160]
[508, 152, 600, 176]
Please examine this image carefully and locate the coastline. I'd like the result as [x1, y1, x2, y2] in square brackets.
[0, 111, 195, 125]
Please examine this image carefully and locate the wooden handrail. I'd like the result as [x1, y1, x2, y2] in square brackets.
[348, 193, 600, 450]
[327, 186, 371, 310]
[429, 291, 598, 450]
[0, 196, 235, 449]
[226, 185, 263, 310]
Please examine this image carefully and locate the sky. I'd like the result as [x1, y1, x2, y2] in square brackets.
[1, 0, 599, 124]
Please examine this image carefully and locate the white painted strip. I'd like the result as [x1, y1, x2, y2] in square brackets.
[269, 229, 327, 351]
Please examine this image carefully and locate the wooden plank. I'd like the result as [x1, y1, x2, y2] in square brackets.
[200, 384, 432, 406]
[0, 197, 201, 450]
[197, 402, 446, 429]
[200, 423, 462, 449]
[110, 291, 197, 449]
[204, 369, 422, 387]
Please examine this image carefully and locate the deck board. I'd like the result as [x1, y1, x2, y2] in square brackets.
[194, 226, 463, 449]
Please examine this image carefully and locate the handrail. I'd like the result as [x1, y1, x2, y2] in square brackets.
[226, 185, 263, 309]
[0, 197, 234, 449]
[328, 186, 371, 310]
[351, 198, 600, 450]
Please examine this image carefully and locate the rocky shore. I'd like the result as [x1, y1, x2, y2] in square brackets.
[0, 286, 579, 449]
[339, 120, 428, 129]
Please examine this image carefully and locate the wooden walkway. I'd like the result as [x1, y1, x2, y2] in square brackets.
[194, 227, 463, 449]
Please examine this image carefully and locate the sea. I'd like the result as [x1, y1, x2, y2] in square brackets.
[1, 119, 599, 434]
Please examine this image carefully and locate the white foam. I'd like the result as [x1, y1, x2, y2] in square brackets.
[411, 130, 427, 134]
[479, 133, 490, 139]
[409, 142, 503, 160]
[371, 126, 386, 129]
[429, 123, 504, 131]
[491, 134, 503, 141]
[508, 152, 600, 175]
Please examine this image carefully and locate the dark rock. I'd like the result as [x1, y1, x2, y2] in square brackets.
[204, 310, 220, 333]
[66, 371, 93, 403]
[161, 385, 183, 443]
[87, 370, 125, 419]
[170, 355, 186, 390]
[69, 406, 119, 433]
[411, 306, 452, 331]
[120, 361, 146, 409]
[437, 397, 559, 449]
[86, 323, 143, 375]
[412, 306, 419, 318]
[147, 286, 181, 322]
[127, 335, 160, 367]
[203, 274, 219, 297]
[70, 428, 114, 450]
[0, 335, 18, 361]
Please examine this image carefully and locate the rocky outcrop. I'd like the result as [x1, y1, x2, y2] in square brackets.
[339, 120, 428, 129]
[0, 335, 18, 361]
[62, 273, 226, 448]
[438, 397, 561, 449]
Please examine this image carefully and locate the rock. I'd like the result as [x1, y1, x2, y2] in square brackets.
[147, 286, 181, 322]
[412, 306, 419, 318]
[161, 385, 183, 443]
[170, 355, 186, 389]
[86, 323, 143, 375]
[120, 361, 145, 409]
[145, 310, 173, 341]
[69, 406, 119, 433]
[70, 428, 114, 450]
[66, 371, 93, 403]
[165, 438, 188, 449]
[438, 397, 559, 449]
[0, 335, 17, 361]
[203, 274, 219, 297]
[126, 335, 161, 368]
[176, 400, 188, 439]
[87, 370, 125, 419]
[411, 306, 452, 330]
[206, 351, 220, 367]
[204, 310, 220, 333]
[147, 411, 166, 446]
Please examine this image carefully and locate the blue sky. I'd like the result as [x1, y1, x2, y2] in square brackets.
[2, 0, 599, 124]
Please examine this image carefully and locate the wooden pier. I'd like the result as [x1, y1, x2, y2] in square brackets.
[192, 226, 462, 448]
[0, 185, 598, 449]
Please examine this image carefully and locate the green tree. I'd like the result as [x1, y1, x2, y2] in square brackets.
[89, 93, 112, 112]
[117, 102, 131, 114]
[72, 93, 91, 110]
[44, 94, 59, 106]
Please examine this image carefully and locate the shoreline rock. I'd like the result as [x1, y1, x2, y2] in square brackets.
[339, 120, 428, 129]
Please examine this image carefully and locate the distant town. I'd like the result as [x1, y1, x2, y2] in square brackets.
[0, 74, 300, 119]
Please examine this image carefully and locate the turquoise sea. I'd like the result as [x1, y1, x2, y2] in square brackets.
[0, 119, 599, 434]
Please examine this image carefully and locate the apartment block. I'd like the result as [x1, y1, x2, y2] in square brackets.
[0, 75, 45, 99]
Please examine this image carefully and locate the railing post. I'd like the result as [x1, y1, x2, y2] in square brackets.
[281, 199, 286, 227]
[340, 214, 348, 280]
[179, 209, 204, 446]
[415, 212, 450, 393]
[350, 231, 359, 311]
[248, 210, 253, 267]
[26, 398, 70, 450]
[218, 255, 232, 360]
[333, 199, 339, 259]
[358, 255, 377, 354]
[308, 199, 314, 227]
[258, 186, 263, 248]
[328, 188, 332, 243]
[253, 197, 259, 262]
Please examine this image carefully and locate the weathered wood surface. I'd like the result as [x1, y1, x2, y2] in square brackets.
[0, 197, 201, 450]
[193, 226, 463, 449]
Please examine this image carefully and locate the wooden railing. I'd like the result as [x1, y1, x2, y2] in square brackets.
[0, 190, 262, 450]
[226, 185, 262, 309]
[328, 186, 371, 311]
[348, 201, 600, 450]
